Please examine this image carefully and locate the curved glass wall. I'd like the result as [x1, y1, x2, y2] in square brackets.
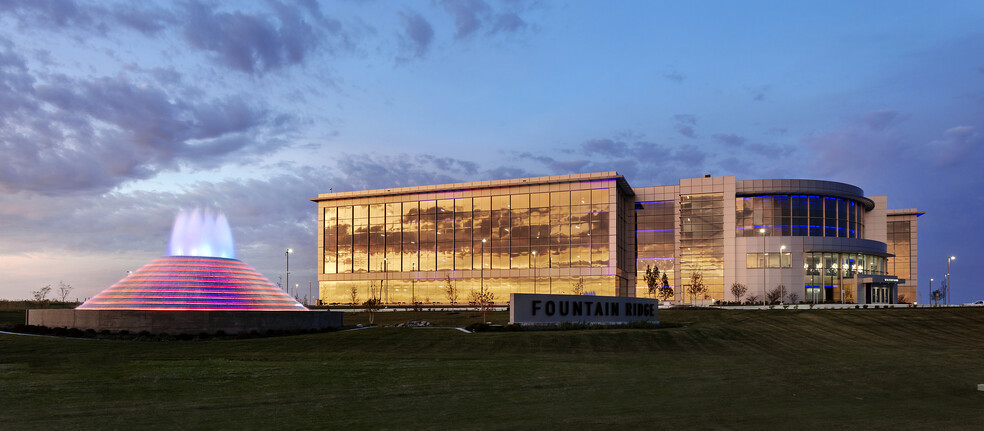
[736, 195, 864, 238]
[803, 252, 886, 302]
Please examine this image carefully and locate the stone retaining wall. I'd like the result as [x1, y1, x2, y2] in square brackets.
[26, 309, 343, 334]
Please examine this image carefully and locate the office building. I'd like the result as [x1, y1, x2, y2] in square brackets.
[313, 172, 921, 305]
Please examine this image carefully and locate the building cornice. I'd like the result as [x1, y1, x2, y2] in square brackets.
[311, 171, 632, 202]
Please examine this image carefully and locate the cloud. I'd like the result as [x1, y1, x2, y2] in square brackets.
[674, 114, 697, 138]
[582, 139, 628, 156]
[506, 137, 711, 185]
[0, 45, 288, 195]
[861, 110, 900, 131]
[802, 111, 906, 177]
[440, 0, 529, 39]
[181, 0, 341, 75]
[0, 0, 98, 31]
[663, 71, 685, 83]
[440, 0, 491, 39]
[2, 1, 346, 75]
[110, 3, 176, 36]
[751, 84, 770, 101]
[396, 9, 434, 60]
[713, 133, 746, 147]
[928, 126, 982, 168]
[674, 114, 696, 125]
[491, 12, 526, 34]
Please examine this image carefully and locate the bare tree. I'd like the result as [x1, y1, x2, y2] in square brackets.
[470, 285, 495, 323]
[644, 265, 661, 299]
[443, 274, 458, 305]
[32, 285, 52, 303]
[57, 281, 74, 302]
[897, 294, 909, 304]
[766, 284, 784, 304]
[746, 294, 760, 304]
[730, 282, 748, 304]
[570, 277, 585, 295]
[657, 272, 674, 302]
[930, 289, 944, 306]
[787, 291, 800, 304]
[362, 281, 382, 325]
[349, 286, 359, 305]
[686, 270, 706, 303]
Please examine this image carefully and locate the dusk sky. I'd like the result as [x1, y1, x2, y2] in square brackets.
[1, 1, 981, 303]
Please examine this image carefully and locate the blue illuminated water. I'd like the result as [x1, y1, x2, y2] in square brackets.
[167, 208, 235, 258]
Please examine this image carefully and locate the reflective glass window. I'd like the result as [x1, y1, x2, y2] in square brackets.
[324, 207, 337, 274]
[384, 203, 401, 271]
[419, 200, 437, 271]
[824, 198, 837, 237]
[401, 202, 419, 272]
[337, 206, 353, 273]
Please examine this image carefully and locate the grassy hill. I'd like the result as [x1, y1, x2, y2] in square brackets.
[2, 308, 983, 430]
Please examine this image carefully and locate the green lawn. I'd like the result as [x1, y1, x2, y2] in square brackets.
[2, 308, 983, 430]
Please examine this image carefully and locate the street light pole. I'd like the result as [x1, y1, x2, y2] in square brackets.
[760, 228, 767, 305]
[285, 248, 293, 293]
[929, 278, 934, 306]
[532, 250, 537, 294]
[481, 239, 487, 297]
[947, 256, 956, 306]
[779, 245, 786, 305]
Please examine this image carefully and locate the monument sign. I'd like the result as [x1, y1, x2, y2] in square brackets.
[510, 293, 658, 325]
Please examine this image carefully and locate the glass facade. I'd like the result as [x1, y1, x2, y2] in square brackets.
[803, 252, 886, 302]
[736, 195, 864, 238]
[324, 190, 611, 273]
[886, 219, 915, 302]
[886, 221, 911, 281]
[746, 252, 792, 268]
[320, 184, 618, 304]
[318, 175, 918, 306]
[680, 193, 724, 302]
[634, 200, 675, 296]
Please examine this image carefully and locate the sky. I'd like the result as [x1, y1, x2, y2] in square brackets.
[0, 0, 981, 304]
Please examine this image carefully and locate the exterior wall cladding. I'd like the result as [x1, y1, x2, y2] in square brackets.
[312, 173, 922, 306]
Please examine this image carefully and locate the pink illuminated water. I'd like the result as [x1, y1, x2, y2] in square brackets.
[167, 208, 235, 258]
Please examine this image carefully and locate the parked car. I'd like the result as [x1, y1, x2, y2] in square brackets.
[966, 300, 984, 306]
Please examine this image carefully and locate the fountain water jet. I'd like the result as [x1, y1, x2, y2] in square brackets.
[168, 208, 235, 259]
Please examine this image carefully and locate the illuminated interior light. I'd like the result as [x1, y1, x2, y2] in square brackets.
[78, 256, 307, 311]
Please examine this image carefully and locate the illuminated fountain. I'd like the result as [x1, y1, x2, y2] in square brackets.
[29, 209, 342, 334]
[78, 209, 304, 311]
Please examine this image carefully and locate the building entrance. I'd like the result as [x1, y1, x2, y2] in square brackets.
[858, 275, 903, 305]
